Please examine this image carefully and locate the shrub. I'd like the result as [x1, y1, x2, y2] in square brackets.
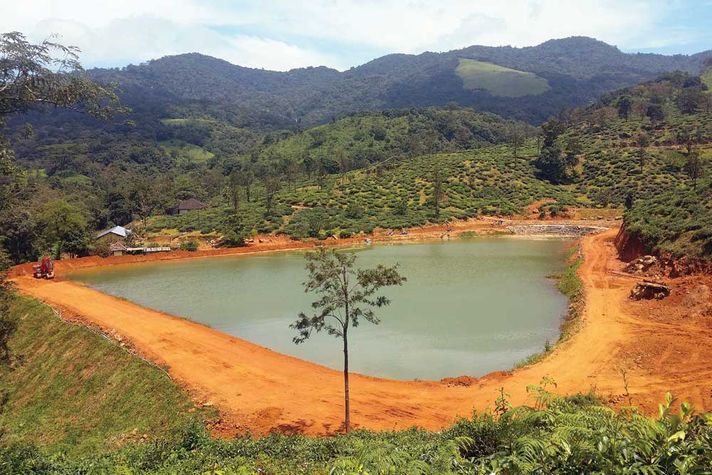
[179, 241, 198, 252]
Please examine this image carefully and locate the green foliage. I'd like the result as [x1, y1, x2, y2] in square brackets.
[624, 181, 712, 258]
[293, 248, 407, 344]
[702, 67, 712, 90]
[1, 388, 709, 474]
[0, 296, 198, 456]
[36, 200, 89, 258]
[159, 140, 214, 165]
[4, 44, 712, 263]
[258, 106, 524, 172]
[556, 252, 584, 300]
[179, 240, 198, 252]
[0, 32, 118, 117]
[293, 248, 406, 432]
[456, 59, 550, 97]
[534, 118, 579, 184]
[218, 212, 248, 247]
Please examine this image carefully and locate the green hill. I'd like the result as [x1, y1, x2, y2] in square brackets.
[456, 59, 550, 97]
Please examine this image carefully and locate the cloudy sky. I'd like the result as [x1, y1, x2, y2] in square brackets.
[2, 0, 711, 71]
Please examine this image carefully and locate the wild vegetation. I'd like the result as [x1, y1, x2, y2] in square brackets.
[2, 32, 711, 264]
[1, 382, 710, 473]
[74, 36, 712, 126]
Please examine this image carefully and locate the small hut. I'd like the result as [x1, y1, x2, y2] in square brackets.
[169, 198, 208, 215]
[109, 242, 128, 256]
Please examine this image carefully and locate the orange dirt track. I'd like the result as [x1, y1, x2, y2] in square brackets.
[12, 228, 712, 435]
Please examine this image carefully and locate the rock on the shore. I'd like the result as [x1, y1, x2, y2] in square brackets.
[624, 255, 658, 275]
[630, 281, 671, 300]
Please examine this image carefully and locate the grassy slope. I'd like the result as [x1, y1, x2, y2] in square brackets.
[160, 139, 215, 164]
[0, 296, 199, 456]
[456, 59, 550, 97]
[624, 183, 712, 257]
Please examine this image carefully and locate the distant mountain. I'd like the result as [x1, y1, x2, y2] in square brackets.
[87, 36, 711, 126]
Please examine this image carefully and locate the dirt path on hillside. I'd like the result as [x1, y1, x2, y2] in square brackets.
[12, 228, 712, 435]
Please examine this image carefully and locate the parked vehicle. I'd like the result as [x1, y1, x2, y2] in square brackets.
[32, 256, 55, 279]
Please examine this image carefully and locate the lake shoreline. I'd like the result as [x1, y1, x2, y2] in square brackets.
[68, 237, 571, 380]
[11, 228, 712, 436]
[9, 217, 614, 278]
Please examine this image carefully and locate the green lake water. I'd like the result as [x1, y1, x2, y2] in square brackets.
[70, 238, 570, 380]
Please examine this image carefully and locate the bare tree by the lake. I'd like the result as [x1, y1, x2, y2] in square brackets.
[291, 248, 406, 432]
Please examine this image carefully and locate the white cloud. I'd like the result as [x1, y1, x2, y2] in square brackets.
[0, 0, 694, 70]
[22, 16, 337, 70]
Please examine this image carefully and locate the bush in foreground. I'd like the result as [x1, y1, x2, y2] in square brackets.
[1, 388, 710, 474]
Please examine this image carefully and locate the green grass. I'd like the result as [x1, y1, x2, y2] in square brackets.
[160, 118, 216, 127]
[0, 296, 201, 456]
[556, 247, 584, 300]
[159, 139, 214, 164]
[456, 59, 550, 97]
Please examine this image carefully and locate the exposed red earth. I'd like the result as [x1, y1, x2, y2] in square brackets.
[11, 223, 712, 436]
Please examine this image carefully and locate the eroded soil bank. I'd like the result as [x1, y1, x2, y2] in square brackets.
[11, 223, 712, 436]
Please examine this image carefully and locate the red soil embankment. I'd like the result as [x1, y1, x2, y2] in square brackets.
[13, 227, 712, 435]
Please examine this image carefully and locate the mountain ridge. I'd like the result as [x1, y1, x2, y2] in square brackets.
[83, 36, 710, 127]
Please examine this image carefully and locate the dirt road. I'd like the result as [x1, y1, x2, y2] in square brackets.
[13, 228, 712, 435]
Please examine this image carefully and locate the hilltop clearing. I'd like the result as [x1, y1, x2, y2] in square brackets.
[456, 59, 551, 97]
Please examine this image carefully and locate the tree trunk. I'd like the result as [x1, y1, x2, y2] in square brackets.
[343, 328, 350, 433]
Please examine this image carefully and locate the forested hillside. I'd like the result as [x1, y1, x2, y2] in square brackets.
[151, 70, 712, 245]
[82, 36, 710, 126]
[4, 67, 712, 261]
[2, 31, 712, 264]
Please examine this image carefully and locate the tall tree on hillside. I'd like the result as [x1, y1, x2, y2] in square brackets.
[684, 151, 703, 187]
[263, 174, 281, 217]
[507, 123, 527, 158]
[227, 169, 242, 214]
[291, 248, 405, 433]
[645, 102, 665, 125]
[37, 200, 88, 258]
[534, 118, 571, 183]
[130, 175, 169, 229]
[616, 95, 633, 120]
[0, 32, 118, 260]
[334, 148, 350, 184]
